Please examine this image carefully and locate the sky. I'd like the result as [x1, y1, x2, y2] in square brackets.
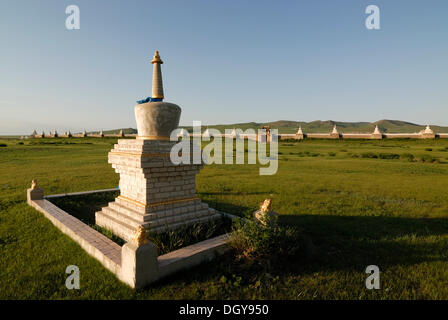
[0, 0, 447, 135]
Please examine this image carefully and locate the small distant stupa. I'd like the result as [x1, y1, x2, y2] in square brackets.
[419, 124, 435, 139]
[177, 128, 189, 138]
[203, 128, 210, 138]
[230, 128, 239, 139]
[373, 125, 381, 135]
[371, 125, 382, 139]
[295, 126, 304, 139]
[332, 125, 338, 134]
[424, 125, 434, 134]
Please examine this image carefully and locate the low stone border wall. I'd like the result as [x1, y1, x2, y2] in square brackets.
[29, 198, 122, 274]
[27, 186, 231, 289]
[28, 132, 448, 140]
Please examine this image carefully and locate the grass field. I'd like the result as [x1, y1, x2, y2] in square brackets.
[1, 136, 448, 299]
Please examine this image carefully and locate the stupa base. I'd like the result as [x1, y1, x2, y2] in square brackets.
[95, 139, 220, 242]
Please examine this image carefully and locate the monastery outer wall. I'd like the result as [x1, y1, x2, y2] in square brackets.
[28, 131, 448, 140]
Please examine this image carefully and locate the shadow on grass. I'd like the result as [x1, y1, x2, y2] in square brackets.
[198, 197, 253, 218]
[277, 214, 448, 275]
[143, 213, 448, 294]
[49, 191, 119, 225]
[199, 191, 270, 196]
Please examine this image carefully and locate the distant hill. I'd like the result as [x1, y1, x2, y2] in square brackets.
[99, 121, 448, 135]
[180, 120, 448, 134]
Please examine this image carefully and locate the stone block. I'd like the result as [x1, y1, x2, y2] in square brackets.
[120, 242, 159, 289]
[27, 181, 44, 205]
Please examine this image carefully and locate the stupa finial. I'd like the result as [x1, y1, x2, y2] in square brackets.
[151, 50, 163, 64]
[150, 50, 164, 99]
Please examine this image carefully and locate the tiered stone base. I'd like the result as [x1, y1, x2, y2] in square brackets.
[96, 139, 220, 242]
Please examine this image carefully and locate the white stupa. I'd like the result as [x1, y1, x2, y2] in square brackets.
[230, 128, 239, 139]
[203, 128, 210, 138]
[424, 125, 434, 134]
[297, 126, 303, 135]
[373, 125, 381, 134]
[331, 125, 338, 134]
[177, 128, 189, 138]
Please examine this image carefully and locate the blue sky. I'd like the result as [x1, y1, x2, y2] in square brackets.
[0, 0, 447, 134]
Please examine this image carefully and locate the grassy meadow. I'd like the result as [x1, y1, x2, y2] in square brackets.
[1, 136, 448, 299]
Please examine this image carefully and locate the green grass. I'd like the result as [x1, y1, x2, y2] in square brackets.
[1, 137, 448, 299]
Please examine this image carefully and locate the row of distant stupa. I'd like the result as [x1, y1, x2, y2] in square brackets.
[30, 129, 126, 138]
[30, 124, 437, 139]
[295, 124, 434, 136]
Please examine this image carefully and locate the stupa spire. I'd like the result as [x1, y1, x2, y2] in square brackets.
[151, 50, 164, 100]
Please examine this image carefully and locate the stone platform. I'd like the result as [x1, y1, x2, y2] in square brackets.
[27, 187, 230, 289]
[96, 139, 220, 241]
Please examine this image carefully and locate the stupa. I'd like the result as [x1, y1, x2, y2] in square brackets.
[95, 51, 220, 242]
[296, 126, 304, 139]
[420, 125, 435, 139]
[177, 128, 189, 138]
[372, 125, 382, 139]
[330, 125, 340, 138]
[203, 128, 211, 138]
[230, 128, 239, 139]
